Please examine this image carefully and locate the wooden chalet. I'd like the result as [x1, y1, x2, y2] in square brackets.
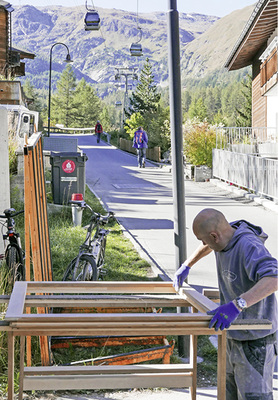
[0, 0, 35, 79]
[225, 0, 278, 130]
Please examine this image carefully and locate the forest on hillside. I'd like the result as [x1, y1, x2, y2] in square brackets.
[23, 57, 251, 165]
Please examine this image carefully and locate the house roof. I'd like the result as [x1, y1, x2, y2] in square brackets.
[11, 47, 36, 60]
[0, 0, 14, 12]
[225, 0, 278, 70]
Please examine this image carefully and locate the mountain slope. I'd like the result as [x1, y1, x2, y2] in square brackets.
[12, 5, 218, 88]
[11, 4, 255, 92]
[180, 4, 255, 79]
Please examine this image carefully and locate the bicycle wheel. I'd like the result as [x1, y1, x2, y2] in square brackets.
[81, 255, 98, 281]
[62, 257, 77, 281]
[6, 245, 25, 282]
[96, 236, 107, 271]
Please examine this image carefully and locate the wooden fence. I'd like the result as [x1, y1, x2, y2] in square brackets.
[119, 138, 161, 162]
[24, 132, 53, 366]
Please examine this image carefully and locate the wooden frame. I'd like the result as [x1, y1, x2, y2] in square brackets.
[3, 281, 271, 400]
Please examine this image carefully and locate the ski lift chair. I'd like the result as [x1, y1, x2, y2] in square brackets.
[84, 10, 100, 30]
[130, 26, 143, 56]
[130, 42, 143, 56]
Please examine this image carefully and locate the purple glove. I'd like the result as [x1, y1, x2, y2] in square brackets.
[173, 264, 190, 291]
[207, 301, 241, 331]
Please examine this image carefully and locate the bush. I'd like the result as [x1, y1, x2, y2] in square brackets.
[8, 135, 18, 175]
[183, 118, 217, 168]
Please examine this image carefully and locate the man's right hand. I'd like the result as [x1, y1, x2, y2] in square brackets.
[173, 264, 190, 291]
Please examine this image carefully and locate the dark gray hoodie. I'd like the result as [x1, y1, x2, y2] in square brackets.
[215, 220, 277, 340]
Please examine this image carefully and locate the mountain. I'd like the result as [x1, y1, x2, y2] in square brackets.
[180, 4, 255, 80]
[11, 4, 254, 94]
[12, 5, 218, 90]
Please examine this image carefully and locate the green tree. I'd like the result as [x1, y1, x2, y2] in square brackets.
[128, 58, 161, 116]
[51, 64, 78, 127]
[73, 78, 102, 127]
[125, 58, 170, 152]
[188, 97, 208, 121]
[235, 74, 252, 127]
[183, 119, 217, 168]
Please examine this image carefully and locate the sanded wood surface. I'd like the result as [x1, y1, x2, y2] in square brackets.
[5, 281, 272, 400]
[23, 372, 193, 391]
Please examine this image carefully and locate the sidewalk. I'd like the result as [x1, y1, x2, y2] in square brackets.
[45, 135, 278, 400]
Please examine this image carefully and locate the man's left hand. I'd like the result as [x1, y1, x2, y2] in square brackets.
[207, 301, 241, 331]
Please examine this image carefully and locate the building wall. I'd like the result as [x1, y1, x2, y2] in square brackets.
[0, 7, 8, 76]
[252, 72, 267, 127]
[0, 108, 10, 254]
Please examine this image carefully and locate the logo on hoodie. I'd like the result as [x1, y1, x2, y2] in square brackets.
[223, 270, 237, 282]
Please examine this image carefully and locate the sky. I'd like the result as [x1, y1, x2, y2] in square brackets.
[11, 0, 257, 18]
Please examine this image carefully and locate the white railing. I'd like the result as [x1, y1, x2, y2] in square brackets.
[212, 149, 278, 202]
[43, 126, 111, 143]
[215, 127, 277, 154]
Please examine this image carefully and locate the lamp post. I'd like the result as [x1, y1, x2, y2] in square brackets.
[167, 0, 189, 358]
[47, 42, 73, 137]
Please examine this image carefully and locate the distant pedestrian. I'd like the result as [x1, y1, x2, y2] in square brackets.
[132, 126, 148, 168]
[95, 120, 103, 143]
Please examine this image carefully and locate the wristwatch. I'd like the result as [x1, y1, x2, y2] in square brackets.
[235, 297, 247, 311]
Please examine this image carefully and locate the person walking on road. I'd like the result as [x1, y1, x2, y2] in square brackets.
[173, 208, 277, 400]
[95, 120, 103, 143]
[132, 126, 148, 168]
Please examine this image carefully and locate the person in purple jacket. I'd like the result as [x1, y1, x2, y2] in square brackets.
[173, 208, 277, 400]
[132, 126, 148, 168]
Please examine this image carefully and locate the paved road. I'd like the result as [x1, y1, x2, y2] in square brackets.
[61, 133, 278, 292]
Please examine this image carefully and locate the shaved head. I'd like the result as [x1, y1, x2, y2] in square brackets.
[193, 209, 235, 252]
[193, 209, 228, 234]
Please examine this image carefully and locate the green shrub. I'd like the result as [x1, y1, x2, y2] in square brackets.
[183, 118, 217, 168]
[8, 135, 18, 175]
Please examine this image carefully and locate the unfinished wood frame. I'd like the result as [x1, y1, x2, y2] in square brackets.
[24, 132, 53, 366]
[4, 281, 271, 400]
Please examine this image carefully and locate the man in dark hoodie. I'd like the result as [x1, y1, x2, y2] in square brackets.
[173, 208, 277, 400]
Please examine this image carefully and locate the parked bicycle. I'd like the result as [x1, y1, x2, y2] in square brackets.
[62, 200, 114, 281]
[0, 208, 25, 282]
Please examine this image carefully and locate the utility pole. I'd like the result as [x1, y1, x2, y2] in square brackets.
[167, 0, 189, 358]
[114, 67, 138, 126]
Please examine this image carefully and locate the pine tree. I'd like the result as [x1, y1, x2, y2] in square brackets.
[128, 58, 161, 116]
[73, 78, 102, 127]
[235, 74, 252, 127]
[51, 65, 78, 127]
[23, 79, 42, 112]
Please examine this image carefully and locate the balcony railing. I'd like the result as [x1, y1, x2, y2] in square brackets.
[215, 127, 278, 157]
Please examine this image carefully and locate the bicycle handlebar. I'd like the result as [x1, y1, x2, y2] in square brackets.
[91, 211, 114, 224]
[0, 209, 24, 219]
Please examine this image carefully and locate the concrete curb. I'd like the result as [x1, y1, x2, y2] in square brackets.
[210, 179, 278, 214]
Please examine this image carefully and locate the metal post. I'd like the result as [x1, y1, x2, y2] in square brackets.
[47, 42, 72, 137]
[47, 47, 53, 137]
[167, 0, 189, 358]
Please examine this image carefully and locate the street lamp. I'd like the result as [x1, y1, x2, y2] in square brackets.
[47, 42, 73, 137]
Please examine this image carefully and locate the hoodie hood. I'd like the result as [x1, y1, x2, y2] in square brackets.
[223, 220, 268, 252]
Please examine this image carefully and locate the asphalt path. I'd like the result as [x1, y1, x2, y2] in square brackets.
[53, 133, 278, 292]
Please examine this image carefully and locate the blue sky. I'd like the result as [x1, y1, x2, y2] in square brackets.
[12, 0, 257, 17]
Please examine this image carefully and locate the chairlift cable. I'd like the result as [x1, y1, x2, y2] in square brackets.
[86, 0, 107, 50]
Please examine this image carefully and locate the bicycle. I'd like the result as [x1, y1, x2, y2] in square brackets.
[62, 200, 114, 281]
[0, 208, 25, 282]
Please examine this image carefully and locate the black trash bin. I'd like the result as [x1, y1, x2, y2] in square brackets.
[50, 152, 88, 205]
